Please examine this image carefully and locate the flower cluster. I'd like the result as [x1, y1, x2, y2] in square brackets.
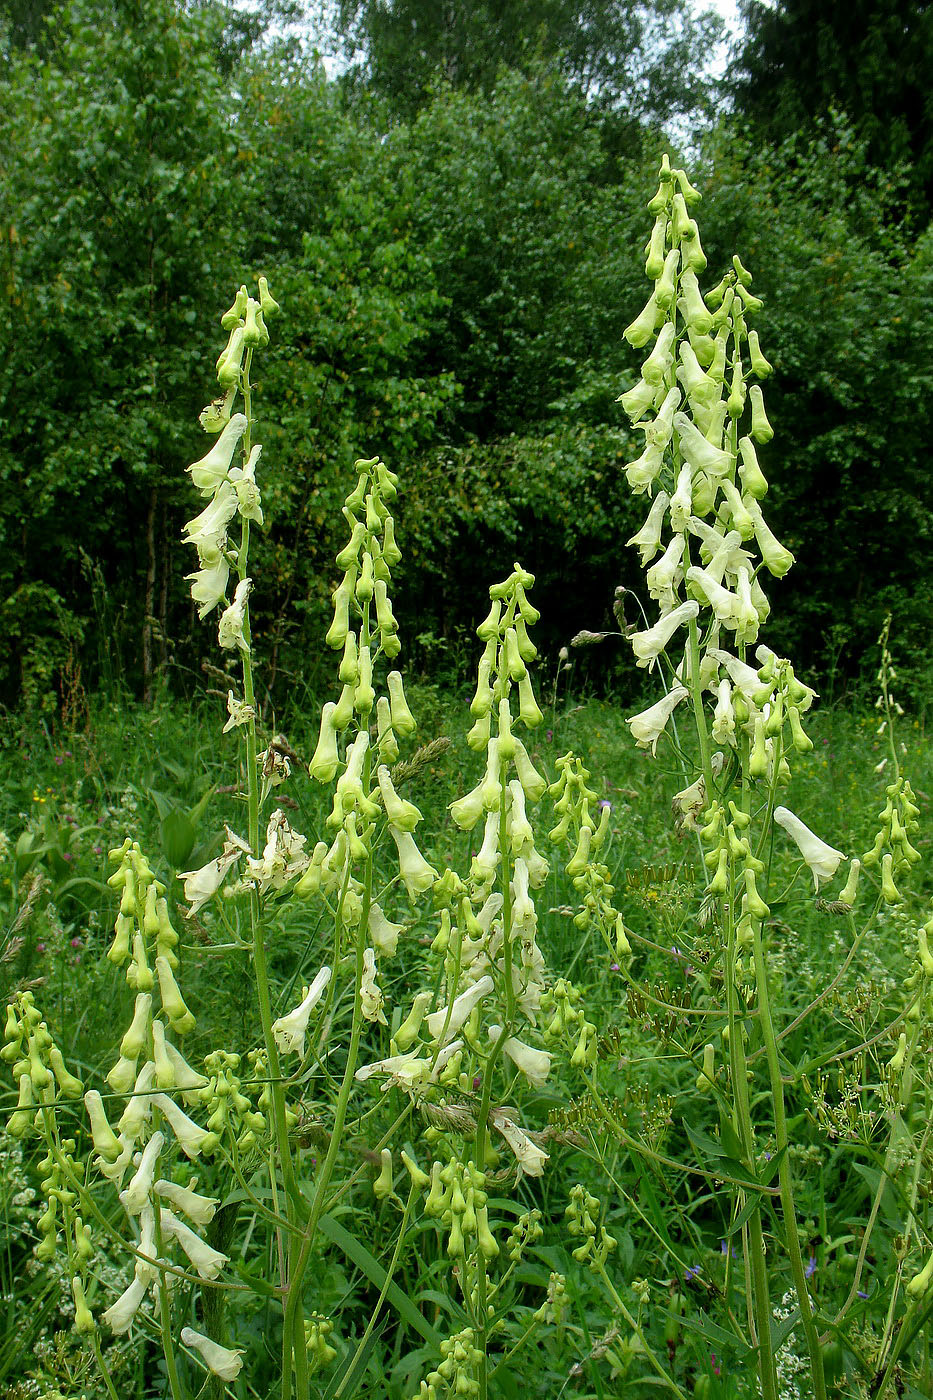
[182, 279, 278, 642]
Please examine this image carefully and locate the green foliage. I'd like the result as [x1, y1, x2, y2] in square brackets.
[698, 119, 933, 699]
[334, 0, 725, 129]
[731, 0, 933, 222]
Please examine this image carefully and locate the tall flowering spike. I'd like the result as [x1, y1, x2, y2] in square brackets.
[619, 155, 817, 783]
[306, 455, 430, 910]
[183, 279, 276, 630]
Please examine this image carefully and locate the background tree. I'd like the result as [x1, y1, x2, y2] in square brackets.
[730, 0, 933, 222]
[331, 0, 724, 131]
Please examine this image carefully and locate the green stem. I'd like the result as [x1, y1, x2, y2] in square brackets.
[594, 1260, 688, 1400]
[749, 916, 827, 1400]
[92, 1329, 121, 1400]
[474, 764, 516, 1400]
[334, 1183, 418, 1398]
[281, 840, 374, 1400]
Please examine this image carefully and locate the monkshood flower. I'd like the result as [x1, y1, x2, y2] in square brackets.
[181, 1327, 244, 1381]
[272, 966, 332, 1056]
[773, 806, 845, 889]
[425, 975, 495, 1045]
[102, 1273, 149, 1334]
[488, 1026, 552, 1087]
[229, 444, 263, 524]
[151, 1093, 219, 1159]
[491, 1106, 549, 1177]
[626, 685, 689, 753]
[187, 413, 248, 496]
[153, 1178, 218, 1227]
[246, 809, 309, 892]
[179, 827, 250, 916]
[630, 601, 699, 669]
[122, 1130, 163, 1214]
[158, 1206, 229, 1280]
[218, 577, 252, 651]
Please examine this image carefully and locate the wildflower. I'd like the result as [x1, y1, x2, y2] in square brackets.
[773, 806, 845, 889]
[102, 1274, 148, 1334]
[247, 810, 308, 892]
[425, 975, 495, 1044]
[153, 1179, 219, 1227]
[229, 443, 263, 524]
[223, 691, 255, 732]
[354, 1047, 432, 1091]
[183, 481, 238, 553]
[805, 1255, 817, 1278]
[218, 577, 252, 651]
[361, 947, 387, 1025]
[368, 902, 404, 956]
[180, 1327, 244, 1381]
[121, 1131, 164, 1215]
[271, 966, 332, 1056]
[187, 413, 248, 496]
[179, 827, 250, 915]
[630, 601, 700, 669]
[626, 685, 689, 754]
[490, 1107, 549, 1177]
[388, 824, 437, 899]
[159, 1206, 229, 1280]
[151, 1094, 218, 1159]
[488, 1026, 552, 1087]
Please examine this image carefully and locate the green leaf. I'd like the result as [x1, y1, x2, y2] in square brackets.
[160, 807, 196, 868]
[679, 1312, 753, 1360]
[317, 1214, 441, 1347]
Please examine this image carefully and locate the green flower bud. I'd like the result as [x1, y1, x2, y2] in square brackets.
[387, 671, 416, 736]
[917, 926, 933, 976]
[624, 290, 664, 349]
[880, 852, 902, 904]
[743, 867, 769, 918]
[644, 214, 668, 279]
[120, 992, 153, 1060]
[217, 326, 245, 388]
[326, 574, 354, 650]
[377, 766, 422, 832]
[356, 551, 375, 602]
[373, 1148, 394, 1200]
[642, 321, 676, 385]
[336, 520, 366, 571]
[747, 330, 773, 378]
[257, 276, 280, 319]
[646, 153, 674, 213]
[677, 269, 713, 335]
[674, 166, 702, 206]
[517, 671, 543, 728]
[732, 254, 753, 287]
[376, 696, 399, 764]
[654, 247, 680, 310]
[838, 858, 860, 907]
[221, 285, 248, 330]
[127, 930, 154, 993]
[157, 956, 195, 1034]
[382, 513, 402, 566]
[242, 297, 267, 348]
[354, 644, 374, 716]
[749, 385, 773, 443]
[48, 1046, 83, 1098]
[496, 698, 515, 760]
[151, 1019, 174, 1090]
[374, 578, 398, 637]
[907, 1251, 933, 1299]
[738, 436, 768, 499]
[696, 1043, 715, 1092]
